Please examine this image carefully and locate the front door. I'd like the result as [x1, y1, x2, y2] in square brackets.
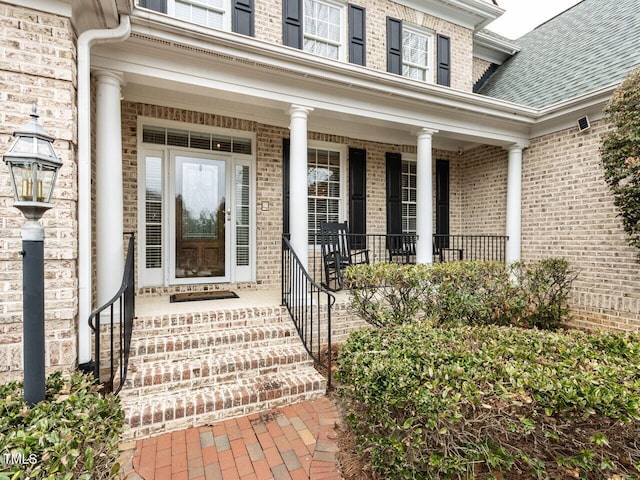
[173, 154, 229, 281]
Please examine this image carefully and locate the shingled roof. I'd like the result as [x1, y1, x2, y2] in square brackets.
[478, 0, 640, 108]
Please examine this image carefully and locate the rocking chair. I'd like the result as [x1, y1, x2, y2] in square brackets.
[320, 221, 369, 291]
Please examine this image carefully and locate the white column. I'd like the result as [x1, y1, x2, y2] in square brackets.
[288, 105, 313, 270]
[95, 71, 125, 305]
[416, 128, 437, 264]
[505, 145, 524, 263]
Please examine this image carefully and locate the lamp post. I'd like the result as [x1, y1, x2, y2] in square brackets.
[3, 106, 62, 405]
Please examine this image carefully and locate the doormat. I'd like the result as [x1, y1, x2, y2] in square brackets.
[169, 291, 239, 303]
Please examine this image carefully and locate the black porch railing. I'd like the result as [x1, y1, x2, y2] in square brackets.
[281, 235, 335, 389]
[307, 233, 508, 287]
[88, 233, 135, 395]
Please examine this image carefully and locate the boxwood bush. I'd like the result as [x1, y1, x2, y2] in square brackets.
[0, 372, 123, 480]
[337, 325, 640, 479]
[345, 259, 576, 329]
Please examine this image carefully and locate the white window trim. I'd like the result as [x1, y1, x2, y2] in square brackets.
[303, 0, 348, 62]
[137, 117, 256, 287]
[307, 140, 348, 248]
[402, 24, 435, 84]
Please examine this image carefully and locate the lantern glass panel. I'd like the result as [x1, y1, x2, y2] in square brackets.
[13, 136, 35, 155]
[37, 139, 56, 158]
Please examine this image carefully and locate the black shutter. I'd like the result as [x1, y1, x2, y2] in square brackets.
[138, 0, 167, 13]
[385, 152, 402, 235]
[437, 34, 451, 86]
[435, 159, 450, 248]
[232, 0, 254, 36]
[349, 148, 367, 248]
[348, 5, 366, 66]
[283, 0, 303, 49]
[386, 17, 402, 75]
[283, 138, 290, 235]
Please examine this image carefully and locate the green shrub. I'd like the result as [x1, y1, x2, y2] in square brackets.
[346, 259, 576, 329]
[428, 261, 529, 327]
[0, 372, 124, 480]
[337, 325, 640, 479]
[512, 258, 578, 330]
[344, 262, 435, 327]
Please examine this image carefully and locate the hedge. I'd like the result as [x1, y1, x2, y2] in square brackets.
[345, 259, 577, 330]
[337, 325, 640, 479]
[0, 372, 124, 480]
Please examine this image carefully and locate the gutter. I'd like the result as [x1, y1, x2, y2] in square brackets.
[77, 14, 131, 368]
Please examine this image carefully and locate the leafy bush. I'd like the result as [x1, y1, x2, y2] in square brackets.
[346, 259, 576, 329]
[0, 372, 124, 480]
[337, 325, 640, 479]
[427, 261, 528, 327]
[600, 68, 640, 259]
[513, 258, 578, 330]
[344, 262, 435, 327]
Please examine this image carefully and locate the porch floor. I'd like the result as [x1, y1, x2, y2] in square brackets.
[136, 288, 351, 317]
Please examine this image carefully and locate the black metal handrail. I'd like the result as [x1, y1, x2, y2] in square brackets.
[281, 235, 335, 389]
[88, 233, 135, 395]
[307, 232, 508, 287]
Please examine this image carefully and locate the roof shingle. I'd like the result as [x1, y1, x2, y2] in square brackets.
[478, 0, 640, 108]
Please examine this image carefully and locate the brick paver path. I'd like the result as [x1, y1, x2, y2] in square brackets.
[121, 397, 342, 480]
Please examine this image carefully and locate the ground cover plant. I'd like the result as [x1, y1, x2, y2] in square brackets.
[337, 325, 640, 479]
[345, 259, 576, 330]
[0, 372, 123, 480]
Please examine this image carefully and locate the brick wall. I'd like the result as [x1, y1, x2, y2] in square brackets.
[522, 119, 640, 331]
[121, 103, 458, 293]
[458, 145, 508, 235]
[0, 3, 77, 383]
[472, 57, 492, 84]
[254, 0, 473, 91]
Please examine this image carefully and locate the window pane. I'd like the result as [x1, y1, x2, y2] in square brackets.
[145, 156, 163, 270]
[143, 126, 166, 144]
[303, 0, 341, 59]
[308, 147, 341, 245]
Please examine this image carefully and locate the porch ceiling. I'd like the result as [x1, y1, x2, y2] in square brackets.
[91, 17, 533, 150]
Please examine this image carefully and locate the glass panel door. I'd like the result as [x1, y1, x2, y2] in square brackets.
[174, 156, 227, 279]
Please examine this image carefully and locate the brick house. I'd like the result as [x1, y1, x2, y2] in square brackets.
[1, 0, 639, 437]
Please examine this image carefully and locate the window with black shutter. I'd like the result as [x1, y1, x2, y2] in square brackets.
[349, 148, 366, 247]
[385, 152, 403, 235]
[232, 0, 254, 36]
[348, 5, 366, 66]
[138, 0, 167, 13]
[435, 159, 450, 247]
[283, 139, 290, 235]
[437, 34, 451, 86]
[283, 0, 303, 49]
[386, 17, 402, 75]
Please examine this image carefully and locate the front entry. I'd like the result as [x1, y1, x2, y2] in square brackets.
[138, 122, 255, 288]
[174, 156, 227, 279]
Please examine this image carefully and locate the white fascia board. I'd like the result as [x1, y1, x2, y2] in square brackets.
[127, 14, 538, 123]
[531, 85, 615, 137]
[392, 0, 503, 31]
[473, 31, 519, 64]
[4, 0, 71, 16]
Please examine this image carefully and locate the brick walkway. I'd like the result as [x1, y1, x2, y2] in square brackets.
[120, 397, 343, 480]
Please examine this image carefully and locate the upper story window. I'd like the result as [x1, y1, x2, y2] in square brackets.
[303, 0, 344, 60]
[387, 18, 449, 86]
[138, 0, 254, 36]
[175, 0, 227, 29]
[402, 26, 434, 83]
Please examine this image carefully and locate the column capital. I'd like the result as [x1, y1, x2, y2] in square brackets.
[288, 105, 314, 119]
[416, 128, 438, 139]
[504, 143, 527, 153]
[92, 70, 126, 88]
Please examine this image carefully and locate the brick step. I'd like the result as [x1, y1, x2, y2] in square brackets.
[120, 368, 327, 440]
[133, 306, 291, 333]
[124, 343, 315, 394]
[128, 323, 301, 362]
